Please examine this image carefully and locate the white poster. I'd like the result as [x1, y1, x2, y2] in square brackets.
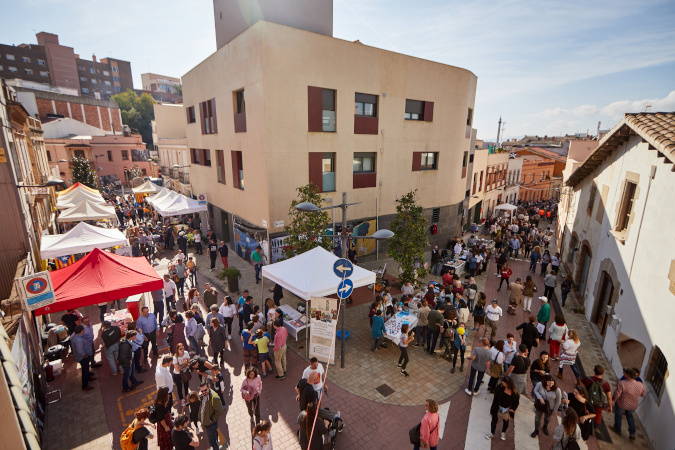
[15, 271, 55, 312]
[309, 296, 339, 365]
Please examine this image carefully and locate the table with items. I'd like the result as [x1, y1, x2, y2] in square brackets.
[384, 310, 418, 345]
[278, 304, 308, 341]
[103, 309, 134, 336]
[443, 259, 466, 275]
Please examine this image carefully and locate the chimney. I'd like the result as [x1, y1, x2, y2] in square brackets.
[92, 54, 97, 63]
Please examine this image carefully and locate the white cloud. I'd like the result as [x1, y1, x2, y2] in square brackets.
[572, 105, 598, 116]
[601, 90, 675, 118]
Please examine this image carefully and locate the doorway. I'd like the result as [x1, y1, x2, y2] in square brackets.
[220, 210, 230, 243]
[592, 272, 614, 336]
[577, 245, 592, 293]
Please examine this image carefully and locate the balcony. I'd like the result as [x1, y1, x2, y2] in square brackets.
[170, 168, 179, 180]
[179, 171, 190, 185]
[160, 166, 169, 177]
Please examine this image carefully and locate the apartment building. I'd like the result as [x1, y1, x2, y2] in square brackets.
[0, 32, 133, 99]
[183, 16, 477, 249]
[562, 113, 675, 449]
[481, 152, 510, 218]
[153, 103, 191, 195]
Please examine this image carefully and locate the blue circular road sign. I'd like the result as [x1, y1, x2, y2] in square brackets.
[337, 279, 354, 299]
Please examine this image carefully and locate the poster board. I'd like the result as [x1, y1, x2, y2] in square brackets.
[309, 296, 338, 365]
[15, 271, 55, 312]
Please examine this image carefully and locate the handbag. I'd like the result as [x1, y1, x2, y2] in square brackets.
[489, 353, 503, 378]
[409, 418, 439, 445]
[534, 399, 552, 414]
[180, 369, 192, 383]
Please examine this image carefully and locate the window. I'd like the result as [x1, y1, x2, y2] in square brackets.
[232, 151, 244, 189]
[103, 70, 109, 76]
[38, 59, 46, 66]
[431, 208, 441, 223]
[322, 89, 336, 132]
[587, 184, 597, 215]
[479, 171, 483, 191]
[200, 99, 217, 134]
[647, 346, 668, 400]
[107, 150, 113, 162]
[322, 152, 335, 191]
[0, 65, 3, 71]
[78, 66, 85, 71]
[616, 181, 637, 233]
[113, 76, 120, 82]
[355, 93, 377, 117]
[82, 87, 89, 93]
[40, 71, 48, 77]
[467, 108, 473, 126]
[74, 150, 86, 158]
[191, 148, 201, 165]
[462, 152, 468, 168]
[405, 100, 424, 120]
[472, 173, 477, 195]
[235, 90, 245, 114]
[469, 153, 474, 164]
[91, 79, 97, 84]
[114, 86, 121, 92]
[186, 106, 196, 124]
[216, 150, 226, 184]
[141, 168, 147, 176]
[22, 56, 31, 63]
[203, 149, 211, 166]
[353, 152, 375, 173]
[420, 152, 438, 170]
[46, 150, 52, 162]
[89, 68, 95, 74]
[121, 150, 129, 160]
[24, 68, 32, 75]
[104, 81, 111, 86]
[80, 77, 87, 81]
[6, 54, 15, 61]
[112, 66, 119, 72]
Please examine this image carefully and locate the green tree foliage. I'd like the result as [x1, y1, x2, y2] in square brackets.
[70, 155, 97, 188]
[388, 190, 429, 283]
[129, 164, 143, 179]
[283, 183, 332, 259]
[111, 90, 155, 146]
[173, 85, 182, 95]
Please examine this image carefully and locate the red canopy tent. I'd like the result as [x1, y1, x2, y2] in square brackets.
[33, 248, 163, 316]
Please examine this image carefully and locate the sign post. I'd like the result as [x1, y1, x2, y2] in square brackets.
[15, 271, 55, 312]
[333, 258, 353, 368]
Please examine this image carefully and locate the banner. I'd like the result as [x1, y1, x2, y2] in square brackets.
[309, 296, 338, 365]
[15, 271, 55, 312]
[54, 254, 75, 269]
[351, 219, 377, 256]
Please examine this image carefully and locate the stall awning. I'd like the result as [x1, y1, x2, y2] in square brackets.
[58, 182, 100, 196]
[57, 200, 116, 223]
[152, 191, 206, 217]
[133, 180, 162, 194]
[261, 247, 376, 300]
[56, 187, 106, 209]
[33, 248, 163, 316]
[40, 222, 127, 259]
[494, 203, 517, 211]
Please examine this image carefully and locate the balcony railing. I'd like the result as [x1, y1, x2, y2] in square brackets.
[179, 171, 190, 185]
[160, 166, 169, 177]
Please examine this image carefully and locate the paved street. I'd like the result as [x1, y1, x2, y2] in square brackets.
[41, 227, 653, 449]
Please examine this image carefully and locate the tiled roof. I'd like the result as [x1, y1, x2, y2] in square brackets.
[566, 112, 675, 187]
[514, 147, 567, 162]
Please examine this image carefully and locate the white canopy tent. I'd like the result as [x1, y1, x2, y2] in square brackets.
[56, 187, 106, 209]
[147, 188, 176, 206]
[57, 200, 117, 223]
[132, 180, 162, 194]
[493, 203, 517, 223]
[261, 247, 376, 300]
[40, 222, 127, 259]
[152, 191, 207, 217]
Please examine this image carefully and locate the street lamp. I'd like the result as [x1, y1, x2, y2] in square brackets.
[16, 179, 64, 188]
[296, 191, 394, 368]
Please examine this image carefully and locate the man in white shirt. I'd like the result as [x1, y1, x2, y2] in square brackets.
[302, 357, 326, 398]
[163, 274, 177, 313]
[485, 299, 503, 340]
[155, 355, 174, 407]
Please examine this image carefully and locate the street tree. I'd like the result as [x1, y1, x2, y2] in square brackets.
[110, 90, 155, 146]
[70, 155, 97, 188]
[387, 190, 429, 283]
[283, 183, 332, 259]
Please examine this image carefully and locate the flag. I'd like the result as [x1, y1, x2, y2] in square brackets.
[54, 254, 75, 269]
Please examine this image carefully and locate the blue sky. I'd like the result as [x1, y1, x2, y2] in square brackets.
[2, 0, 674, 140]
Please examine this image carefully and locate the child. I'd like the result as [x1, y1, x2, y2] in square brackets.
[252, 420, 273, 450]
[210, 367, 226, 404]
[249, 329, 272, 376]
[186, 391, 201, 434]
[397, 324, 415, 377]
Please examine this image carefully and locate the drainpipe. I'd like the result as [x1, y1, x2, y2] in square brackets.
[628, 165, 656, 278]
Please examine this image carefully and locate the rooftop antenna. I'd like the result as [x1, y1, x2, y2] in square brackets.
[496, 116, 502, 147]
[644, 105, 652, 112]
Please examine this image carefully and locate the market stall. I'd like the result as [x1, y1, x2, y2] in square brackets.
[56, 200, 117, 225]
[384, 310, 419, 345]
[32, 248, 163, 317]
[40, 222, 127, 259]
[132, 180, 162, 195]
[278, 304, 308, 341]
[147, 188, 176, 207]
[57, 182, 100, 196]
[152, 192, 207, 216]
[493, 203, 517, 223]
[55, 186, 105, 209]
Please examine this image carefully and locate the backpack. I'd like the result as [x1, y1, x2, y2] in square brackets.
[120, 420, 138, 450]
[563, 436, 581, 450]
[442, 320, 454, 338]
[588, 380, 607, 407]
[147, 405, 159, 424]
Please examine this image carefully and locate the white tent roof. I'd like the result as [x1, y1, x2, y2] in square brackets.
[261, 247, 376, 300]
[153, 192, 207, 216]
[132, 180, 162, 194]
[40, 222, 127, 259]
[57, 200, 117, 222]
[494, 203, 517, 211]
[56, 187, 105, 209]
[147, 188, 175, 206]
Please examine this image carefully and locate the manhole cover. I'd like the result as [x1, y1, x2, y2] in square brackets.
[376, 384, 395, 397]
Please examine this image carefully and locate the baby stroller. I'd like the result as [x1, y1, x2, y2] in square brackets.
[319, 408, 345, 449]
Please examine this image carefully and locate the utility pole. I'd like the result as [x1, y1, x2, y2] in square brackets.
[496, 116, 502, 147]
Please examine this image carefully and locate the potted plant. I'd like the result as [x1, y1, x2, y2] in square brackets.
[219, 267, 241, 292]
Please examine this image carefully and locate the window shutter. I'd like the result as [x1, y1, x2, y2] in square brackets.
[190, 148, 196, 164]
[423, 101, 434, 122]
[202, 149, 207, 166]
[199, 102, 206, 134]
[210, 99, 218, 133]
[231, 151, 240, 189]
[307, 86, 323, 132]
[412, 152, 422, 171]
[308, 152, 323, 191]
[186, 107, 191, 124]
[218, 150, 225, 184]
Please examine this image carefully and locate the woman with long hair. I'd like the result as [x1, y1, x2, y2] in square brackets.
[172, 343, 191, 407]
[241, 366, 263, 426]
[561, 385, 596, 441]
[529, 246, 541, 273]
[298, 403, 328, 450]
[551, 409, 581, 449]
[530, 351, 551, 396]
[219, 296, 237, 337]
[413, 399, 440, 450]
[170, 313, 187, 354]
[252, 420, 273, 450]
[472, 292, 487, 333]
[558, 329, 582, 383]
[398, 323, 415, 377]
[531, 375, 562, 437]
[486, 376, 520, 441]
[540, 250, 551, 275]
[154, 387, 174, 450]
[548, 315, 569, 360]
[487, 340, 505, 393]
[522, 275, 537, 312]
[209, 317, 229, 366]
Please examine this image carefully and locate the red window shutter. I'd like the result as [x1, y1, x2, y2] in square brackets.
[412, 152, 422, 171]
[231, 151, 240, 189]
[190, 148, 196, 164]
[199, 102, 206, 134]
[210, 99, 218, 133]
[186, 107, 191, 124]
[308, 152, 323, 191]
[202, 149, 207, 166]
[217, 150, 225, 183]
[307, 86, 323, 132]
[423, 101, 434, 122]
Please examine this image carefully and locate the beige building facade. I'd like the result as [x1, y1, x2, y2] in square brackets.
[153, 103, 191, 195]
[183, 20, 477, 248]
